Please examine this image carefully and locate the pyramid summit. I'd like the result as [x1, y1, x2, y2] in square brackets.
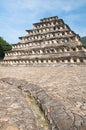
[1, 16, 86, 66]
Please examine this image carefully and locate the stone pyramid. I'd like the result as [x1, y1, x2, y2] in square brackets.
[1, 16, 86, 66]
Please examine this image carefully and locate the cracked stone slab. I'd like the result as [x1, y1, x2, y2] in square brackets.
[0, 77, 86, 130]
[0, 81, 38, 130]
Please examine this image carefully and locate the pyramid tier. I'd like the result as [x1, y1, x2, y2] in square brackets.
[1, 55, 86, 66]
[4, 45, 86, 60]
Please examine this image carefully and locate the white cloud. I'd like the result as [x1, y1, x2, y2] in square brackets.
[3, 0, 86, 14]
[60, 0, 86, 11]
[6, 0, 86, 11]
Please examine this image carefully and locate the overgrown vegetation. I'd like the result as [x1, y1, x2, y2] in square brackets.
[81, 36, 86, 46]
[0, 37, 12, 59]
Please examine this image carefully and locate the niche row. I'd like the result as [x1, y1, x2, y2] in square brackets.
[1, 57, 86, 66]
[33, 19, 64, 29]
[13, 36, 80, 50]
[19, 31, 76, 43]
[6, 46, 85, 57]
[26, 25, 68, 36]
[40, 16, 58, 22]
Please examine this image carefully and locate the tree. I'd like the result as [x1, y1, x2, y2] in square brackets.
[0, 37, 12, 51]
[0, 37, 12, 59]
[0, 44, 5, 59]
[81, 36, 86, 46]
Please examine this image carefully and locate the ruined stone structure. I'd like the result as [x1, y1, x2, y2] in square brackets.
[0, 16, 86, 130]
[0, 16, 86, 65]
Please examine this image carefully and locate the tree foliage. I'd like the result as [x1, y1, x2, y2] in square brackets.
[0, 44, 5, 59]
[81, 36, 86, 46]
[0, 37, 12, 59]
[0, 37, 12, 51]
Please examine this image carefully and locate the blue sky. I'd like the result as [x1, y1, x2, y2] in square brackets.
[0, 0, 86, 44]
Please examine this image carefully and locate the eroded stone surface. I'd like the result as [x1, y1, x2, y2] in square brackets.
[0, 81, 38, 130]
[0, 65, 86, 130]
